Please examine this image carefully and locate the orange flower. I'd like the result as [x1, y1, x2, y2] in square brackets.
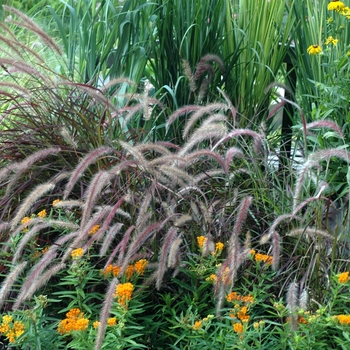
[114, 282, 134, 307]
[193, 320, 202, 330]
[254, 253, 273, 265]
[125, 265, 134, 280]
[233, 322, 244, 333]
[107, 317, 117, 326]
[197, 236, 207, 249]
[134, 259, 148, 275]
[71, 248, 84, 260]
[37, 209, 47, 218]
[335, 314, 350, 325]
[338, 272, 349, 284]
[52, 199, 62, 206]
[88, 225, 100, 235]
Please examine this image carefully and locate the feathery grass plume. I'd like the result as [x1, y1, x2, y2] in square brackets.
[179, 123, 227, 157]
[308, 148, 350, 164]
[202, 233, 215, 257]
[272, 231, 281, 271]
[136, 142, 173, 156]
[299, 289, 308, 310]
[135, 186, 155, 231]
[197, 78, 210, 103]
[176, 186, 208, 207]
[19, 263, 66, 306]
[156, 227, 179, 289]
[193, 54, 225, 82]
[121, 217, 174, 274]
[0, 261, 27, 310]
[0, 58, 52, 85]
[63, 147, 115, 199]
[261, 213, 299, 244]
[4, 148, 61, 196]
[12, 222, 51, 264]
[293, 159, 321, 210]
[3, 6, 62, 55]
[224, 147, 244, 173]
[149, 154, 188, 168]
[166, 105, 201, 130]
[0, 81, 30, 95]
[173, 214, 192, 227]
[217, 88, 237, 127]
[184, 149, 226, 169]
[110, 225, 135, 268]
[99, 222, 123, 256]
[182, 103, 227, 139]
[12, 248, 58, 310]
[211, 129, 264, 155]
[286, 281, 299, 331]
[100, 77, 135, 94]
[59, 127, 78, 149]
[287, 227, 334, 240]
[52, 200, 83, 209]
[119, 140, 150, 171]
[10, 183, 55, 229]
[94, 278, 119, 350]
[304, 120, 344, 138]
[190, 201, 201, 223]
[182, 59, 196, 92]
[167, 237, 183, 268]
[81, 171, 112, 227]
[158, 166, 194, 188]
[193, 170, 225, 185]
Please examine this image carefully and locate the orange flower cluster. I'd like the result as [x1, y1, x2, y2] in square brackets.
[103, 259, 148, 279]
[37, 209, 47, 218]
[57, 308, 89, 334]
[197, 236, 207, 249]
[226, 291, 254, 336]
[71, 248, 84, 260]
[52, 199, 62, 206]
[193, 320, 202, 330]
[250, 250, 273, 265]
[0, 315, 25, 344]
[335, 314, 350, 325]
[338, 272, 350, 284]
[88, 225, 100, 235]
[114, 282, 134, 307]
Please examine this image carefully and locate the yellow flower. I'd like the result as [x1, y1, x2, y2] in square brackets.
[88, 225, 100, 235]
[212, 242, 224, 256]
[193, 320, 202, 330]
[71, 248, 84, 260]
[325, 36, 338, 46]
[233, 322, 244, 333]
[2, 315, 13, 324]
[114, 282, 134, 307]
[93, 321, 100, 329]
[37, 209, 47, 218]
[307, 45, 322, 55]
[107, 317, 117, 326]
[52, 199, 62, 206]
[328, 0, 346, 11]
[103, 264, 121, 277]
[206, 274, 217, 283]
[125, 265, 134, 280]
[338, 272, 350, 283]
[0, 317, 25, 343]
[197, 235, 207, 249]
[255, 253, 273, 265]
[335, 314, 350, 325]
[57, 308, 89, 334]
[340, 6, 350, 17]
[134, 259, 148, 275]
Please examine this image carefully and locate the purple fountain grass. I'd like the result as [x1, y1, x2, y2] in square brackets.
[99, 222, 123, 256]
[135, 142, 173, 156]
[0, 58, 52, 85]
[179, 123, 228, 157]
[10, 183, 55, 229]
[287, 227, 334, 240]
[12, 248, 58, 309]
[135, 186, 155, 231]
[211, 129, 264, 155]
[19, 263, 66, 306]
[3, 6, 62, 55]
[0, 261, 27, 310]
[155, 227, 179, 290]
[166, 105, 202, 129]
[193, 54, 225, 82]
[5, 147, 61, 196]
[81, 171, 112, 227]
[167, 237, 183, 268]
[158, 165, 195, 187]
[308, 148, 350, 164]
[217, 88, 237, 127]
[299, 289, 309, 310]
[182, 103, 228, 139]
[94, 278, 119, 350]
[304, 120, 344, 138]
[182, 59, 196, 92]
[63, 146, 115, 199]
[286, 281, 299, 331]
[119, 141, 150, 171]
[184, 149, 226, 170]
[112, 225, 136, 268]
[224, 147, 244, 173]
[0, 81, 30, 95]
